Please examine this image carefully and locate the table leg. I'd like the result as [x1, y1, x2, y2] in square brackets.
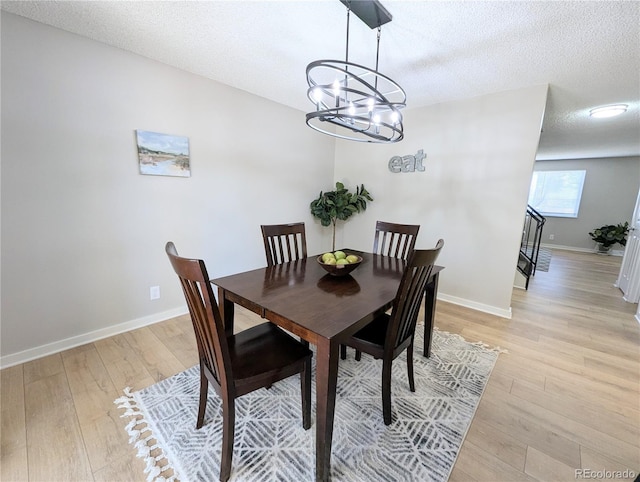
[315, 338, 339, 482]
[217, 287, 235, 337]
[423, 272, 440, 357]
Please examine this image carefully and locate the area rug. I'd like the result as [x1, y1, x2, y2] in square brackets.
[536, 247, 552, 272]
[116, 328, 503, 482]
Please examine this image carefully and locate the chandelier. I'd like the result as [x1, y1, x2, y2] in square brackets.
[306, 0, 406, 143]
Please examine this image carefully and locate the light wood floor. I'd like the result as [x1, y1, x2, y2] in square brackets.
[2, 250, 638, 481]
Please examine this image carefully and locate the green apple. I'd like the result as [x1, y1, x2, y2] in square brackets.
[336, 258, 349, 265]
[325, 257, 337, 265]
[334, 250, 346, 260]
[322, 252, 336, 263]
[346, 255, 359, 264]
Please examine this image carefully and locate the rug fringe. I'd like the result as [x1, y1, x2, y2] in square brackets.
[115, 387, 179, 482]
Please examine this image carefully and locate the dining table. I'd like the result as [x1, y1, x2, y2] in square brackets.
[210, 250, 443, 481]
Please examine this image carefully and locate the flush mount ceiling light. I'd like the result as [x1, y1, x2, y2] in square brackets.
[306, 0, 406, 143]
[589, 104, 628, 118]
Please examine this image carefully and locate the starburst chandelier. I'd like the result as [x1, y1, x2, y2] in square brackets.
[306, 0, 406, 143]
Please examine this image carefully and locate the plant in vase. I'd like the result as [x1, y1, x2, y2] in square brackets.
[588, 222, 630, 254]
[310, 182, 373, 251]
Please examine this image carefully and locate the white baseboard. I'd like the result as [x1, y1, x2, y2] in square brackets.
[0, 306, 189, 369]
[438, 293, 512, 319]
[540, 243, 591, 252]
[540, 243, 624, 256]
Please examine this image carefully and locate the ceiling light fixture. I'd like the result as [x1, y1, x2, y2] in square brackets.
[589, 104, 628, 118]
[305, 0, 406, 143]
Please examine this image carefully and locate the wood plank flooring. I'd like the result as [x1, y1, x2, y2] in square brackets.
[1, 249, 638, 481]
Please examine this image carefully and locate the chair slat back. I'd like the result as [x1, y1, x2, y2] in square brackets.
[165, 242, 232, 390]
[261, 222, 307, 266]
[373, 221, 420, 260]
[387, 240, 444, 351]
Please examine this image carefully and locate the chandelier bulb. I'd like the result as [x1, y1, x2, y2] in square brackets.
[312, 87, 323, 103]
[332, 80, 341, 95]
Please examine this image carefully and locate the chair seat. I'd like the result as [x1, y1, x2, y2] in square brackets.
[352, 313, 390, 346]
[229, 323, 312, 381]
[345, 313, 391, 361]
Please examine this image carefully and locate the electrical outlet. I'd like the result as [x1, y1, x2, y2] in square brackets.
[549, 234, 555, 240]
[150, 286, 160, 300]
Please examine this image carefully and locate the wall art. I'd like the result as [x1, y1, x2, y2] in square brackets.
[388, 149, 426, 173]
[136, 130, 190, 177]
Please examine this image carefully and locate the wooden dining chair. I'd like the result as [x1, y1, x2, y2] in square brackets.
[342, 220, 421, 360]
[341, 239, 444, 425]
[373, 220, 420, 259]
[165, 242, 312, 482]
[261, 222, 307, 267]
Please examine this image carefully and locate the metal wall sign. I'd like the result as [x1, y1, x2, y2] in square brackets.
[388, 149, 426, 173]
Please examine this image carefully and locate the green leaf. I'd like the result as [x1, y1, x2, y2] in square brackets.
[589, 221, 630, 247]
[309, 181, 374, 232]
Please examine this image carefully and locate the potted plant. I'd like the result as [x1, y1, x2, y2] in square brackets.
[310, 182, 373, 251]
[588, 222, 630, 254]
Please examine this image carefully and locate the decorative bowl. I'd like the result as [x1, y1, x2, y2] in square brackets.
[317, 253, 363, 277]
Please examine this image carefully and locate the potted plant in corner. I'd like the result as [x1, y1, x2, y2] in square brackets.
[588, 222, 630, 254]
[310, 182, 373, 251]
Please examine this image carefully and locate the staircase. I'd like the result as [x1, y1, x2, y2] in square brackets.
[518, 205, 546, 289]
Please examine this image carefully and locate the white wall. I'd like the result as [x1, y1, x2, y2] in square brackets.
[0, 13, 335, 365]
[333, 85, 548, 317]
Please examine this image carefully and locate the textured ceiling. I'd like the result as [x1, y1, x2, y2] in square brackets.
[2, 0, 639, 160]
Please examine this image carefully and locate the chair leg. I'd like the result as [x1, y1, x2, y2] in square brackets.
[341, 346, 363, 361]
[196, 367, 208, 429]
[382, 360, 392, 425]
[407, 343, 415, 392]
[301, 358, 312, 430]
[219, 394, 235, 482]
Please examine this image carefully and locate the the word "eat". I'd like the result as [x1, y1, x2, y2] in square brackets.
[388, 149, 426, 173]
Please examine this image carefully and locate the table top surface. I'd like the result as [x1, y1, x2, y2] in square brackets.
[212, 250, 443, 340]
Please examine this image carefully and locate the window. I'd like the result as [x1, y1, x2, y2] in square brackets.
[528, 170, 586, 218]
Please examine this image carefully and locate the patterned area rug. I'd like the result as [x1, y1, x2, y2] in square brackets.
[536, 247, 552, 272]
[116, 329, 502, 482]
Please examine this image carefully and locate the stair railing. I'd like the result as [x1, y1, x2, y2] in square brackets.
[518, 205, 546, 289]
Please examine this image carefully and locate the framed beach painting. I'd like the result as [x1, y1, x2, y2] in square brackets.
[136, 130, 190, 177]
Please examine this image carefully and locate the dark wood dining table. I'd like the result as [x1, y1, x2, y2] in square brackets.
[211, 250, 443, 481]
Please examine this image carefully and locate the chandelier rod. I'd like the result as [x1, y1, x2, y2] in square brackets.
[345, 8, 350, 63]
[374, 27, 381, 91]
[375, 28, 381, 71]
[342, 7, 351, 106]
